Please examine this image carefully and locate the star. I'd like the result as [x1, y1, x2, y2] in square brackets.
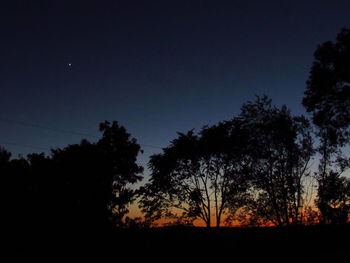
[68, 63, 72, 67]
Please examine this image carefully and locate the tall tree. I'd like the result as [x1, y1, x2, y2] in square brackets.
[302, 28, 350, 224]
[238, 96, 314, 226]
[200, 121, 252, 227]
[51, 121, 144, 229]
[303, 28, 350, 136]
[97, 121, 144, 227]
[140, 123, 250, 228]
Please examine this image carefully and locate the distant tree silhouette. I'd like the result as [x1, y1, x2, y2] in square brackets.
[0, 146, 11, 164]
[237, 96, 314, 226]
[302, 28, 350, 224]
[0, 147, 12, 193]
[123, 216, 152, 229]
[316, 172, 350, 224]
[139, 123, 250, 227]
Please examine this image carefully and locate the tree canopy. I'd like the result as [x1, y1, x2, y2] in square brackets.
[3, 121, 143, 231]
[303, 28, 350, 146]
[139, 122, 251, 227]
[302, 28, 350, 224]
[235, 96, 314, 226]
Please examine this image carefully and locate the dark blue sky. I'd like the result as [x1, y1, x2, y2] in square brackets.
[1, 0, 349, 170]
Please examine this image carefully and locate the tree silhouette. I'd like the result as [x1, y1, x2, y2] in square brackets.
[1, 148, 34, 232]
[97, 121, 144, 227]
[316, 171, 350, 224]
[25, 153, 52, 228]
[200, 121, 252, 227]
[237, 96, 314, 226]
[50, 121, 144, 229]
[51, 139, 109, 228]
[2, 121, 143, 231]
[303, 28, 350, 137]
[1, 147, 16, 228]
[0, 147, 11, 164]
[302, 28, 350, 224]
[140, 123, 250, 227]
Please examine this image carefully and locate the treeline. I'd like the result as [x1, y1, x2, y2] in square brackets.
[2, 28, 350, 229]
[2, 121, 144, 231]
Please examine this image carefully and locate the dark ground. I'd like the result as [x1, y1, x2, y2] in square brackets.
[8, 224, 349, 262]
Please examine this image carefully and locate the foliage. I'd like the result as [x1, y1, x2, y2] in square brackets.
[98, 121, 144, 227]
[139, 122, 251, 227]
[303, 28, 350, 224]
[2, 121, 143, 230]
[237, 96, 314, 226]
[303, 28, 350, 142]
[316, 172, 350, 224]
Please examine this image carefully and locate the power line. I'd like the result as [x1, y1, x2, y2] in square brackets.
[0, 117, 163, 150]
[140, 144, 162, 149]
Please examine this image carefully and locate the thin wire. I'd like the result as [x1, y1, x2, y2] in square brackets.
[141, 144, 162, 149]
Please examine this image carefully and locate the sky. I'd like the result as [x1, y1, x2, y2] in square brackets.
[1, 0, 350, 177]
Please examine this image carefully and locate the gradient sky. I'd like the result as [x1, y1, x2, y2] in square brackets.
[1, 0, 350, 176]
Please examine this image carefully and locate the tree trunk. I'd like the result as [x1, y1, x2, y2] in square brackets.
[206, 216, 211, 228]
[216, 215, 221, 228]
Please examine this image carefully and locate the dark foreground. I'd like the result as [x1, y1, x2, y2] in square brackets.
[8, 224, 349, 261]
